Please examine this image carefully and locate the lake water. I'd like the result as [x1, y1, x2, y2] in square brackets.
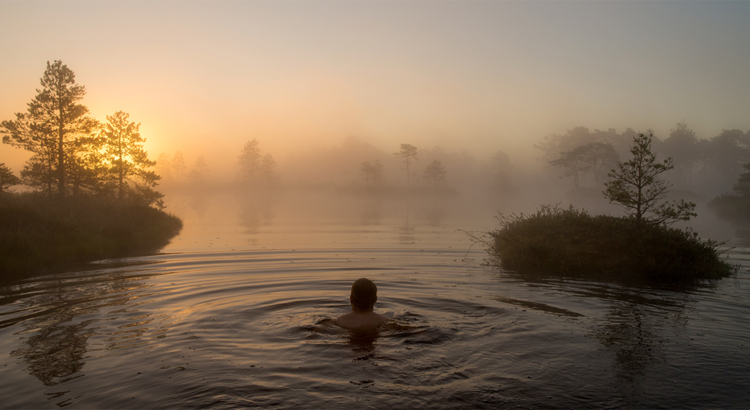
[1, 192, 749, 409]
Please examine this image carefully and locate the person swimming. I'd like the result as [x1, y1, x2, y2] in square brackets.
[335, 278, 388, 331]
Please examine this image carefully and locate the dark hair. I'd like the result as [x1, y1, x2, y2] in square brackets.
[351, 278, 377, 310]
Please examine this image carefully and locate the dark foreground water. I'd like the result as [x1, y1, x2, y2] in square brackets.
[1, 193, 749, 409]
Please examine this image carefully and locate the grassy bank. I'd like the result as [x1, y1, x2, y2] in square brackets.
[0, 192, 182, 278]
[488, 205, 732, 284]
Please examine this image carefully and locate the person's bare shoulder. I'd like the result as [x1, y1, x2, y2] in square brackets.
[336, 312, 387, 330]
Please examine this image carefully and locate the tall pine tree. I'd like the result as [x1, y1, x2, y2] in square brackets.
[101, 111, 162, 205]
[1, 60, 98, 198]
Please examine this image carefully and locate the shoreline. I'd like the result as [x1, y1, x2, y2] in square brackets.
[0, 193, 183, 281]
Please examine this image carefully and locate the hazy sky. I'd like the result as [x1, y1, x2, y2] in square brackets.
[2, 1, 750, 174]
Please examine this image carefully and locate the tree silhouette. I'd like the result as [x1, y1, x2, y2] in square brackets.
[238, 139, 262, 185]
[422, 159, 447, 187]
[238, 139, 278, 188]
[733, 163, 750, 198]
[259, 153, 279, 188]
[2, 114, 56, 195]
[171, 151, 187, 183]
[535, 126, 597, 163]
[67, 134, 105, 196]
[709, 129, 750, 187]
[550, 145, 590, 188]
[360, 160, 384, 189]
[551, 143, 618, 188]
[489, 150, 514, 194]
[393, 143, 418, 186]
[187, 156, 210, 187]
[583, 143, 619, 187]
[154, 153, 173, 183]
[0, 163, 22, 194]
[19, 153, 55, 194]
[707, 162, 750, 225]
[1, 61, 97, 199]
[661, 122, 698, 186]
[604, 133, 696, 226]
[100, 111, 160, 204]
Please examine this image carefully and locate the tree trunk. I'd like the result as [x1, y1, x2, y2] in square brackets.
[57, 116, 65, 199]
[406, 159, 411, 186]
[118, 143, 124, 201]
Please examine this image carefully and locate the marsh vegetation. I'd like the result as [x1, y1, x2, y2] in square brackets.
[488, 205, 732, 284]
[0, 192, 182, 277]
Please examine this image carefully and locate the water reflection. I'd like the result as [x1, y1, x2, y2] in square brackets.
[588, 291, 693, 406]
[14, 320, 89, 386]
[594, 305, 666, 383]
[528, 276, 695, 397]
[237, 192, 278, 234]
[6, 270, 164, 391]
[358, 194, 382, 226]
[735, 227, 750, 247]
[399, 200, 416, 244]
[420, 199, 446, 227]
[187, 193, 209, 218]
[348, 330, 379, 350]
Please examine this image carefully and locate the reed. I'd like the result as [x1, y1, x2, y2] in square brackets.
[0, 192, 182, 278]
[489, 205, 733, 284]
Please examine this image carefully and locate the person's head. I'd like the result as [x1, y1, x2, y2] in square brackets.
[350, 278, 378, 311]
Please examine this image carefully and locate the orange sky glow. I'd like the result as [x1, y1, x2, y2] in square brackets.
[2, 1, 750, 176]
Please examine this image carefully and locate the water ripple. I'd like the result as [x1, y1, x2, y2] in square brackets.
[0, 247, 748, 409]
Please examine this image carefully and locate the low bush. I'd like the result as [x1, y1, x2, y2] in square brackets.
[488, 205, 732, 284]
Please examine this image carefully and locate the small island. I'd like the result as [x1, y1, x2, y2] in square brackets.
[486, 133, 734, 285]
[0, 61, 182, 279]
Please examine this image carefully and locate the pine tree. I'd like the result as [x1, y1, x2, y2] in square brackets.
[101, 111, 162, 205]
[604, 132, 696, 226]
[393, 144, 418, 186]
[0, 163, 22, 194]
[1, 61, 97, 198]
[423, 159, 447, 187]
[238, 139, 262, 185]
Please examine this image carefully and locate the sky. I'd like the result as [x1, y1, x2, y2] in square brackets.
[2, 0, 750, 175]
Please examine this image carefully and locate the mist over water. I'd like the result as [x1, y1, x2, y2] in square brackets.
[1, 191, 749, 408]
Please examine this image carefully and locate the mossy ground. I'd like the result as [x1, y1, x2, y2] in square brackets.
[489, 205, 733, 285]
[0, 192, 182, 279]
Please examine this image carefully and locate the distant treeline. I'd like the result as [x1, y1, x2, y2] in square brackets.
[154, 138, 508, 196]
[151, 123, 750, 207]
[538, 124, 750, 196]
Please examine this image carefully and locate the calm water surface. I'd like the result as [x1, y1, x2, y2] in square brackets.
[1, 193, 749, 409]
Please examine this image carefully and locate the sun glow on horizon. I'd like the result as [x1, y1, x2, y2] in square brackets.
[2, 1, 750, 182]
